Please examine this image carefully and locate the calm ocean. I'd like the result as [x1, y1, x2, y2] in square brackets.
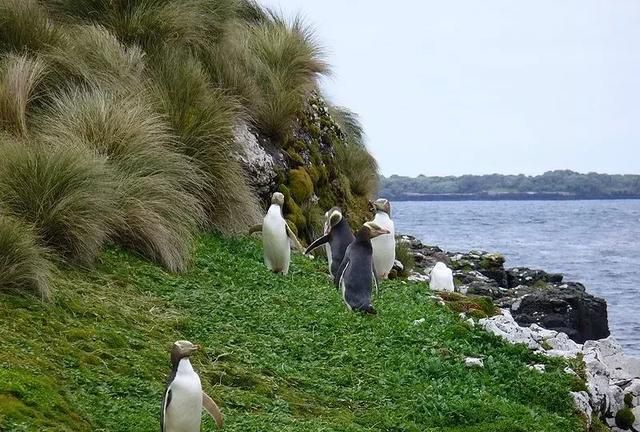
[393, 199, 640, 357]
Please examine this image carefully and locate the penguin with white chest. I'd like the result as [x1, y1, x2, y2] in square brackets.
[304, 207, 354, 277]
[161, 341, 223, 432]
[369, 199, 396, 279]
[430, 262, 455, 292]
[334, 221, 390, 314]
[249, 192, 304, 275]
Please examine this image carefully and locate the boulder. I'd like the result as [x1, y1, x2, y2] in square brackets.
[498, 282, 609, 343]
[507, 267, 563, 288]
[572, 391, 593, 425]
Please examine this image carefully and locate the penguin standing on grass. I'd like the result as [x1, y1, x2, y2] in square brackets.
[334, 221, 390, 314]
[304, 207, 354, 277]
[249, 192, 304, 275]
[161, 341, 223, 431]
[369, 199, 395, 279]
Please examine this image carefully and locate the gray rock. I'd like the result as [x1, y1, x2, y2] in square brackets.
[571, 391, 593, 425]
[465, 357, 484, 368]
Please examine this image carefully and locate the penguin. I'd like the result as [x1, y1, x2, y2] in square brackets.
[369, 198, 395, 279]
[304, 207, 355, 277]
[429, 262, 455, 292]
[161, 340, 223, 432]
[249, 192, 304, 275]
[334, 221, 390, 314]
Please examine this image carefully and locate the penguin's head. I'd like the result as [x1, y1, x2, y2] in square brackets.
[326, 207, 343, 228]
[369, 198, 391, 216]
[170, 340, 200, 364]
[362, 221, 390, 239]
[271, 192, 285, 206]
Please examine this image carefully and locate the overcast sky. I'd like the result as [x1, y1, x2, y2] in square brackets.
[260, 0, 640, 177]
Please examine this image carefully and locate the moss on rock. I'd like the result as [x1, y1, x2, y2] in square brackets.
[288, 169, 313, 203]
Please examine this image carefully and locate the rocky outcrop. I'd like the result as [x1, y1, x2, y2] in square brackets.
[398, 234, 610, 343]
[479, 310, 640, 430]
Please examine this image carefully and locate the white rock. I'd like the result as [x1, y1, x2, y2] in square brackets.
[394, 259, 404, 271]
[571, 391, 592, 425]
[413, 318, 426, 326]
[607, 385, 625, 417]
[623, 379, 640, 406]
[529, 364, 546, 373]
[465, 357, 484, 368]
[633, 406, 640, 429]
[584, 338, 640, 381]
[429, 262, 455, 292]
[479, 310, 541, 350]
[465, 318, 475, 328]
[408, 272, 430, 283]
[546, 332, 582, 353]
[529, 324, 559, 342]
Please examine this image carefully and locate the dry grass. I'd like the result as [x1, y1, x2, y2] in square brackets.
[0, 54, 48, 135]
[0, 137, 119, 264]
[0, 0, 61, 54]
[35, 87, 206, 271]
[0, 214, 52, 299]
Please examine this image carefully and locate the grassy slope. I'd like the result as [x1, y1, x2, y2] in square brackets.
[0, 235, 583, 432]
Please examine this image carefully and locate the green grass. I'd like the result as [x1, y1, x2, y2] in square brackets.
[0, 235, 584, 431]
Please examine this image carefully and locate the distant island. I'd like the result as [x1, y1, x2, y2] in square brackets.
[381, 170, 640, 201]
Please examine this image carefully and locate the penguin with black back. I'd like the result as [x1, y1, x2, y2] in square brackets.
[161, 340, 223, 431]
[334, 221, 390, 314]
[304, 207, 355, 277]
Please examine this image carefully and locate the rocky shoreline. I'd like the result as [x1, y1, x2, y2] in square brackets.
[397, 234, 639, 430]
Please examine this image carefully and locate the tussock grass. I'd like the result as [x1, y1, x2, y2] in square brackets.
[47, 24, 145, 89]
[0, 0, 61, 54]
[242, 13, 330, 141]
[332, 106, 379, 198]
[150, 50, 261, 232]
[0, 137, 118, 264]
[0, 215, 52, 299]
[394, 240, 415, 277]
[35, 87, 206, 271]
[45, 0, 238, 52]
[0, 54, 48, 135]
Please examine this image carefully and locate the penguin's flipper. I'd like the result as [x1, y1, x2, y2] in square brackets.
[161, 388, 172, 432]
[202, 392, 224, 429]
[371, 262, 380, 296]
[334, 253, 350, 288]
[305, 234, 330, 255]
[248, 224, 263, 235]
[285, 221, 305, 253]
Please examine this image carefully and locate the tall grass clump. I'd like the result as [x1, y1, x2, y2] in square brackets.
[0, 138, 119, 265]
[332, 106, 379, 198]
[35, 87, 206, 271]
[150, 50, 261, 232]
[0, 54, 48, 135]
[0, 0, 61, 54]
[44, 0, 237, 52]
[0, 214, 52, 299]
[47, 24, 145, 90]
[245, 13, 329, 141]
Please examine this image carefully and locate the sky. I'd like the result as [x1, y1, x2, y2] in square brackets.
[260, 0, 640, 177]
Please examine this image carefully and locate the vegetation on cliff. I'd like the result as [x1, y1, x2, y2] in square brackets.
[0, 0, 377, 296]
[0, 234, 584, 431]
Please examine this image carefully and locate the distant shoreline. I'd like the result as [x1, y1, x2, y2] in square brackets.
[389, 192, 640, 202]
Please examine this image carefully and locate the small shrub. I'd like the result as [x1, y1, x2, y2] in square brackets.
[615, 407, 635, 430]
[0, 0, 61, 54]
[624, 392, 633, 408]
[288, 169, 313, 202]
[0, 54, 48, 135]
[0, 138, 119, 264]
[395, 241, 415, 277]
[0, 214, 52, 299]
